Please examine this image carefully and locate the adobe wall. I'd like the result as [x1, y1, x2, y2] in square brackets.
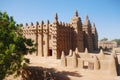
[61, 48, 118, 76]
[21, 11, 98, 59]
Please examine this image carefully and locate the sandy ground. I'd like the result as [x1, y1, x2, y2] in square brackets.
[4, 54, 120, 80]
[24, 54, 120, 80]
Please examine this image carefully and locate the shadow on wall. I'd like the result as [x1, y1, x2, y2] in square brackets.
[118, 64, 120, 76]
[22, 66, 82, 80]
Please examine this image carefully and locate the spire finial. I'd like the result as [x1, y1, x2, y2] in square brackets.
[30, 22, 33, 26]
[84, 15, 90, 25]
[100, 49, 103, 54]
[75, 48, 78, 54]
[54, 13, 58, 24]
[85, 15, 89, 20]
[36, 21, 39, 25]
[75, 10, 78, 17]
[92, 23, 95, 28]
[85, 48, 88, 54]
[55, 13, 58, 19]
[61, 51, 65, 58]
[26, 23, 28, 26]
[41, 20, 44, 26]
[46, 20, 50, 25]
[68, 49, 73, 57]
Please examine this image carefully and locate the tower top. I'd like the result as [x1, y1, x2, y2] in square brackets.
[55, 13, 58, 20]
[41, 20, 44, 26]
[84, 15, 90, 25]
[92, 23, 95, 29]
[74, 10, 79, 17]
[85, 15, 89, 20]
[54, 13, 58, 24]
[46, 20, 50, 25]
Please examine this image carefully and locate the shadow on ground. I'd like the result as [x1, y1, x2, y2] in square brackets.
[22, 66, 82, 80]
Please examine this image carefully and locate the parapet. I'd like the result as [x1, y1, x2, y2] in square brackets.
[61, 48, 118, 76]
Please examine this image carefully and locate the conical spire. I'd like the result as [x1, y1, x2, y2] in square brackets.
[99, 49, 105, 59]
[92, 23, 95, 28]
[46, 20, 50, 28]
[91, 23, 96, 33]
[68, 49, 73, 57]
[84, 48, 89, 57]
[61, 51, 65, 58]
[54, 13, 58, 24]
[30, 22, 33, 26]
[55, 13, 58, 19]
[74, 10, 79, 17]
[84, 15, 90, 25]
[46, 20, 50, 25]
[85, 48, 88, 54]
[41, 20, 44, 26]
[75, 48, 78, 54]
[85, 15, 89, 20]
[100, 49, 103, 54]
[36, 21, 39, 26]
[26, 23, 28, 26]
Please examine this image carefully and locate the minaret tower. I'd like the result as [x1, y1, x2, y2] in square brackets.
[83, 15, 93, 52]
[91, 23, 98, 51]
[70, 10, 84, 52]
[52, 13, 59, 58]
[70, 10, 82, 33]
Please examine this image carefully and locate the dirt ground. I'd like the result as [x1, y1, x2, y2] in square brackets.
[4, 54, 120, 80]
[25, 54, 120, 80]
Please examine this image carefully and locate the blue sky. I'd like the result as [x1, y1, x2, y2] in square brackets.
[0, 0, 120, 40]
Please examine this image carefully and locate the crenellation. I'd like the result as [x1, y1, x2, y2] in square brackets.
[30, 22, 34, 26]
[26, 23, 28, 26]
[62, 22, 65, 26]
[36, 21, 39, 26]
[59, 21, 62, 26]
[74, 10, 79, 17]
[68, 49, 73, 57]
[98, 49, 105, 59]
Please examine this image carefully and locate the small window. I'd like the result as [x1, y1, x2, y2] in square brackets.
[88, 62, 94, 70]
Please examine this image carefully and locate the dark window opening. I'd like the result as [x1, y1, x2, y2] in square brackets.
[83, 61, 88, 69]
[48, 49, 52, 56]
[83, 61, 94, 70]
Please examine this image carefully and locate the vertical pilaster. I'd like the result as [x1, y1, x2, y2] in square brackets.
[43, 20, 49, 57]
[36, 22, 39, 56]
[38, 21, 43, 57]
[52, 13, 59, 59]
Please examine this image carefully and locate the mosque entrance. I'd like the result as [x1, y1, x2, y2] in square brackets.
[48, 49, 52, 56]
